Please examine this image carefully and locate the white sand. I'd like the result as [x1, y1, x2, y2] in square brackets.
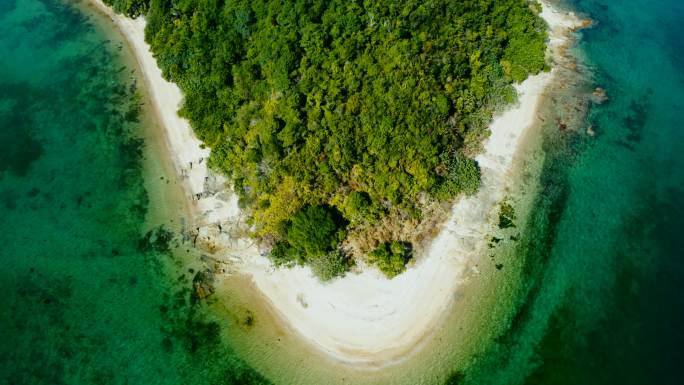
[90, 0, 582, 365]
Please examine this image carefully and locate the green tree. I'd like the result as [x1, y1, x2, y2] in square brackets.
[287, 205, 346, 258]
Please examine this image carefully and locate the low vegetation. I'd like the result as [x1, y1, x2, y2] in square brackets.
[101, 0, 149, 17]
[368, 241, 412, 278]
[309, 250, 352, 281]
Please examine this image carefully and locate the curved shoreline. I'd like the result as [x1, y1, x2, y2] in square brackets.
[87, 0, 584, 366]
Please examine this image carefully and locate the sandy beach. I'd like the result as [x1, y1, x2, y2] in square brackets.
[89, 0, 584, 366]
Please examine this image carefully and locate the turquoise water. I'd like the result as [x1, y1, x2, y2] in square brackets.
[458, 0, 684, 384]
[2, 0, 683, 384]
[0, 1, 266, 384]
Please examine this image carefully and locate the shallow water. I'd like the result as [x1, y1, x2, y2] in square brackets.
[458, 0, 684, 383]
[0, 1, 267, 384]
[1, 0, 682, 384]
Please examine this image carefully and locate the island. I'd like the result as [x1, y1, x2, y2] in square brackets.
[91, 0, 584, 367]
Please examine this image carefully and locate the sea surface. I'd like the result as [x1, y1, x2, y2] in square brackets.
[460, 0, 684, 383]
[0, 0, 682, 384]
[0, 1, 267, 384]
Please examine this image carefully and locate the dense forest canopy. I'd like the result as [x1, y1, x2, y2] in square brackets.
[104, 0, 547, 277]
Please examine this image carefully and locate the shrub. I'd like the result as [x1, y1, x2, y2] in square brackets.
[269, 241, 302, 267]
[102, 0, 149, 18]
[434, 154, 481, 200]
[368, 241, 412, 278]
[309, 250, 351, 282]
[342, 191, 374, 221]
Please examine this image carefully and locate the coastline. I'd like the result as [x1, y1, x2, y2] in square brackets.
[86, 0, 585, 368]
[87, 0, 240, 233]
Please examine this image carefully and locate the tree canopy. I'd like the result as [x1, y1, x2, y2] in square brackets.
[287, 205, 346, 258]
[107, 0, 547, 276]
[101, 0, 149, 17]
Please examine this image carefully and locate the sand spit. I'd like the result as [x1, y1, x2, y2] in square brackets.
[89, 0, 585, 366]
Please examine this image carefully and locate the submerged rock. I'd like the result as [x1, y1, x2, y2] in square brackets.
[587, 125, 596, 137]
[591, 87, 609, 104]
[192, 269, 215, 300]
